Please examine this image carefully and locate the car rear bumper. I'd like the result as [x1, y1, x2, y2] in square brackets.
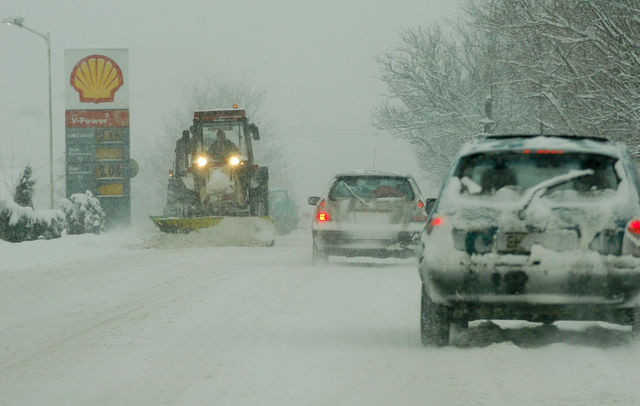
[313, 225, 422, 258]
[440, 300, 636, 325]
[419, 246, 640, 312]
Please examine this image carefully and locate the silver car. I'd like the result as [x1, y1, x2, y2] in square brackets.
[419, 134, 640, 346]
[309, 170, 428, 264]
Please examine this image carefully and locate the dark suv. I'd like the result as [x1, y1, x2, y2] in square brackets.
[419, 134, 640, 346]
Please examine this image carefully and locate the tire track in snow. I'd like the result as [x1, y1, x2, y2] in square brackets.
[0, 251, 238, 374]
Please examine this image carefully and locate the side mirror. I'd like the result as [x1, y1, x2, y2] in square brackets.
[249, 123, 260, 140]
[308, 196, 321, 206]
[425, 198, 437, 214]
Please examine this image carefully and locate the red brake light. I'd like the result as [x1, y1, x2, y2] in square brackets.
[535, 149, 563, 154]
[426, 216, 444, 235]
[628, 220, 640, 234]
[412, 200, 427, 222]
[316, 199, 330, 222]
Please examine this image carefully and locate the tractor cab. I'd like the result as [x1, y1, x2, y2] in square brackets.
[192, 109, 259, 166]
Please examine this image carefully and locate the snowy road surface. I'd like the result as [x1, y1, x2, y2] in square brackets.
[1, 225, 640, 405]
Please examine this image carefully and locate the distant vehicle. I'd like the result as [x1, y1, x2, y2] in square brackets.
[269, 188, 298, 235]
[150, 107, 273, 244]
[308, 170, 428, 264]
[419, 134, 640, 346]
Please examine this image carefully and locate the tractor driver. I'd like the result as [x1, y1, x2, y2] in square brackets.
[208, 130, 240, 163]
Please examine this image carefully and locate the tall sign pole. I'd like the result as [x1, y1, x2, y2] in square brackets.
[65, 49, 133, 227]
[47, 33, 53, 208]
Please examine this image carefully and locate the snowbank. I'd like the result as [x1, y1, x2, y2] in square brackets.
[61, 191, 106, 234]
[0, 195, 65, 242]
[144, 217, 276, 249]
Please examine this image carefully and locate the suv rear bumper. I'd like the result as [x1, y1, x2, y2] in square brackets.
[437, 300, 635, 325]
[419, 248, 640, 313]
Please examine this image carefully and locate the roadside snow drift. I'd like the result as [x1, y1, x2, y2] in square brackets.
[144, 217, 276, 249]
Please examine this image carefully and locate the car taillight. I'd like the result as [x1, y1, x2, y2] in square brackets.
[628, 220, 640, 234]
[426, 216, 444, 235]
[316, 199, 331, 222]
[412, 200, 427, 222]
[623, 219, 640, 257]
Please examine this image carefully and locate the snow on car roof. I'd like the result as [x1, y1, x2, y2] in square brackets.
[332, 169, 414, 178]
[459, 135, 625, 158]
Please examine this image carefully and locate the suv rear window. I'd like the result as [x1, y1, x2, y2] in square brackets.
[455, 152, 620, 197]
[329, 176, 415, 200]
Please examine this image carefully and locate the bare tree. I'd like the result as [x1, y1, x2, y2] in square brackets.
[374, 21, 529, 176]
[469, 0, 640, 150]
[375, 25, 481, 177]
[375, 0, 640, 178]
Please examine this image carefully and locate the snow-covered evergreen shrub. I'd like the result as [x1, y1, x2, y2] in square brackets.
[0, 197, 65, 242]
[14, 165, 35, 208]
[61, 191, 106, 234]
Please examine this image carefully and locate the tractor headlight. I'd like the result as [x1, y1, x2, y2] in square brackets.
[229, 156, 241, 166]
[196, 156, 208, 168]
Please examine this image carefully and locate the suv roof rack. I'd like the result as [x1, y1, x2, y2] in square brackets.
[484, 134, 610, 142]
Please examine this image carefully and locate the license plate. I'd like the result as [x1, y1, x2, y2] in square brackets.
[354, 211, 391, 224]
[499, 232, 528, 252]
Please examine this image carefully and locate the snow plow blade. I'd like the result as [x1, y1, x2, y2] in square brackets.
[149, 215, 276, 246]
[150, 215, 274, 233]
[151, 216, 223, 233]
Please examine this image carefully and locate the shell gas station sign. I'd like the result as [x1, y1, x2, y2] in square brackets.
[65, 49, 133, 227]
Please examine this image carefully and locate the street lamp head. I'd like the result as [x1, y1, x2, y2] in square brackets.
[2, 17, 24, 27]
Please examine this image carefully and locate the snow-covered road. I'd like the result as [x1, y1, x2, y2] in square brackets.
[1, 226, 639, 405]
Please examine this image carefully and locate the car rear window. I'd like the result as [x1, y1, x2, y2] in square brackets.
[454, 152, 620, 197]
[329, 176, 415, 200]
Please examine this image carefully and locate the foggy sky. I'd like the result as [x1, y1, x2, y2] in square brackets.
[0, 0, 458, 211]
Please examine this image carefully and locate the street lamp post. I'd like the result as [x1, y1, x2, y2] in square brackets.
[3, 17, 54, 209]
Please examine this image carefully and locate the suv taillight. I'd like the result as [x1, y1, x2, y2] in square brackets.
[426, 216, 444, 235]
[628, 220, 640, 234]
[412, 200, 427, 222]
[316, 199, 331, 222]
[623, 219, 640, 257]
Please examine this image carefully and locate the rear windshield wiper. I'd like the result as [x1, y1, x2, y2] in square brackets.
[339, 181, 368, 206]
[518, 169, 593, 218]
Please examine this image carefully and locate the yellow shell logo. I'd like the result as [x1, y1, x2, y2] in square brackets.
[70, 55, 124, 103]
